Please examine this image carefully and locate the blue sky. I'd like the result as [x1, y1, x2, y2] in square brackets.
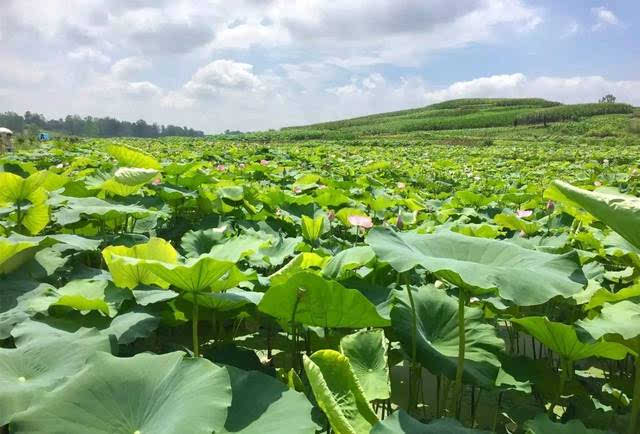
[0, 0, 638, 132]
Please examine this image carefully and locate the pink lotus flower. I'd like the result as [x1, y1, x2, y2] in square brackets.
[327, 209, 335, 222]
[348, 215, 373, 229]
[293, 186, 302, 194]
[594, 181, 602, 187]
[239, 163, 246, 169]
[216, 164, 226, 171]
[152, 178, 162, 186]
[516, 209, 533, 218]
[260, 159, 269, 166]
[397, 182, 406, 189]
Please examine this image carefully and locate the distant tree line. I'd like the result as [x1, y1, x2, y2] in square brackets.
[0, 111, 204, 138]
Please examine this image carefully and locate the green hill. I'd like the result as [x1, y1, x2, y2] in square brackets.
[225, 98, 634, 141]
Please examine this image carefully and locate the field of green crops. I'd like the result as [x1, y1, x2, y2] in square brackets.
[2, 99, 640, 433]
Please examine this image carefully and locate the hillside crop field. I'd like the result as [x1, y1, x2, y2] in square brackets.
[2, 99, 640, 433]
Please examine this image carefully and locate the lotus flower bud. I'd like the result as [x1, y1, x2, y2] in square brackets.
[396, 213, 403, 229]
[327, 209, 335, 222]
[546, 200, 555, 213]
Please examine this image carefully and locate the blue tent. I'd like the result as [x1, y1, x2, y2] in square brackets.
[38, 132, 50, 141]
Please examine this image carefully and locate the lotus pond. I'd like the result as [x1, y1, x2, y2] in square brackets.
[1, 132, 640, 433]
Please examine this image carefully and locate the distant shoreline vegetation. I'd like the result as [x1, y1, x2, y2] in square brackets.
[0, 111, 204, 138]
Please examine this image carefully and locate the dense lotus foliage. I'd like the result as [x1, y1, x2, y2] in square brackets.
[1, 107, 640, 433]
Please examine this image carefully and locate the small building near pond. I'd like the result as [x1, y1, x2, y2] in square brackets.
[0, 127, 13, 153]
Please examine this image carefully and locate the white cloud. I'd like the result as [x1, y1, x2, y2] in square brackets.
[111, 57, 152, 79]
[183, 60, 265, 98]
[109, 7, 215, 54]
[592, 6, 620, 30]
[562, 21, 580, 38]
[203, 0, 542, 66]
[125, 81, 162, 99]
[414, 73, 640, 106]
[68, 47, 111, 64]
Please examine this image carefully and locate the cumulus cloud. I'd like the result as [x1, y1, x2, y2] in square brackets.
[68, 47, 111, 64]
[389, 73, 640, 106]
[109, 7, 215, 54]
[111, 57, 153, 79]
[562, 21, 580, 38]
[183, 60, 265, 98]
[207, 0, 542, 66]
[124, 81, 163, 99]
[592, 6, 620, 30]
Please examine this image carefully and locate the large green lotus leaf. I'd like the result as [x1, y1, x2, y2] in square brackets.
[315, 188, 351, 207]
[259, 272, 390, 328]
[210, 266, 256, 292]
[523, 413, 613, 433]
[221, 366, 318, 433]
[0, 238, 39, 274]
[0, 172, 45, 203]
[49, 279, 132, 317]
[32, 170, 69, 192]
[20, 187, 50, 234]
[86, 171, 143, 197]
[208, 235, 267, 263]
[366, 227, 586, 305]
[132, 286, 179, 306]
[268, 252, 328, 286]
[135, 255, 237, 293]
[155, 183, 198, 201]
[6, 233, 102, 252]
[249, 235, 302, 268]
[103, 311, 160, 345]
[340, 329, 390, 401]
[113, 167, 159, 186]
[323, 246, 376, 280]
[392, 286, 505, 388]
[450, 223, 502, 239]
[511, 316, 632, 361]
[11, 351, 231, 434]
[549, 181, 640, 250]
[371, 409, 490, 433]
[52, 196, 156, 226]
[184, 288, 263, 311]
[163, 161, 201, 176]
[493, 213, 540, 236]
[301, 214, 325, 243]
[0, 280, 54, 338]
[0, 322, 112, 425]
[577, 301, 640, 341]
[583, 283, 640, 310]
[217, 184, 244, 202]
[181, 226, 229, 258]
[303, 350, 378, 434]
[102, 238, 178, 289]
[106, 144, 161, 170]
